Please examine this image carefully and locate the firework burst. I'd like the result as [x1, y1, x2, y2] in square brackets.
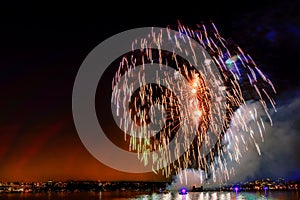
[111, 21, 276, 182]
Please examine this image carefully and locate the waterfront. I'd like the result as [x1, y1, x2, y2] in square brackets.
[0, 190, 299, 200]
[0, 178, 299, 199]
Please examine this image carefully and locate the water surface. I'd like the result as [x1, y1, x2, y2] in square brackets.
[0, 190, 299, 200]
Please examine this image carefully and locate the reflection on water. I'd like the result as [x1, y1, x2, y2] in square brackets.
[0, 191, 299, 200]
[132, 191, 299, 200]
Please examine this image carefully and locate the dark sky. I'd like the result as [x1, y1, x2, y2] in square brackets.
[0, 1, 299, 182]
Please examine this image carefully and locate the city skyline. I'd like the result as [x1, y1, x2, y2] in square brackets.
[0, 177, 299, 192]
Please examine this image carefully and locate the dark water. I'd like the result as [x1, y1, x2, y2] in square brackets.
[0, 191, 299, 200]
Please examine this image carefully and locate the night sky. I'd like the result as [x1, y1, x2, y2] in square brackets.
[1, 1, 300, 182]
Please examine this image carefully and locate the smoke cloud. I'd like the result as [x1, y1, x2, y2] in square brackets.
[167, 89, 300, 190]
